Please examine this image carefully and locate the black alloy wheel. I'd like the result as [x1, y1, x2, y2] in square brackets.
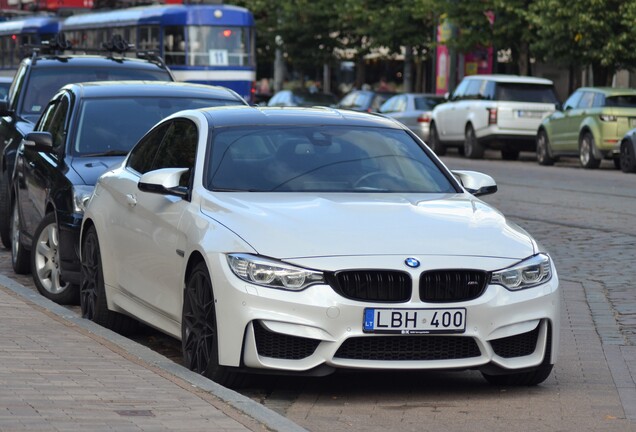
[182, 261, 244, 387]
[428, 123, 446, 156]
[536, 130, 556, 166]
[80, 225, 137, 333]
[464, 124, 484, 159]
[620, 140, 636, 173]
[0, 170, 12, 248]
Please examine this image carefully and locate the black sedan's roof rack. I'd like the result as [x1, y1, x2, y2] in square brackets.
[23, 33, 169, 70]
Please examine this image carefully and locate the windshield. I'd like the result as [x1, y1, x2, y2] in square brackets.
[21, 67, 171, 116]
[207, 126, 457, 193]
[74, 96, 237, 156]
[186, 26, 251, 67]
[294, 93, 338, 107]
[414, 96, 443, 111]
[495, 83, 559, 104]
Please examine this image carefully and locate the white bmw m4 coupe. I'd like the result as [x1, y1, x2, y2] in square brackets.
[80, 106, 560, 387]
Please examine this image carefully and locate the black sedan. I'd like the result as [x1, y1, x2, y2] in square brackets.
[11, 81, 247, 304]
[619, 128, 636, 173]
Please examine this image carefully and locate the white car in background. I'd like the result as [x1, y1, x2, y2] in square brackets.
[429, 75, 559, 160]
[80, 106, 560, 388]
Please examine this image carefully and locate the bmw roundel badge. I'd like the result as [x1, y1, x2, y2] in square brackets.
[405, 257, 420, 268]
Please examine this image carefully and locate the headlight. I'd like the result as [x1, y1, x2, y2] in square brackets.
[72, 185, 95, 214]
[227, 254, 324, 291]
[490, 253, 552, 290]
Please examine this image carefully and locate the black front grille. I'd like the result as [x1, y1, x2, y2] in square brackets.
[253, 321, 320, 360]
[419, 270, 488, 302]
[326, 270, 411, 302]
[334, 336, 481, 360]
[490, 324, 540, 358]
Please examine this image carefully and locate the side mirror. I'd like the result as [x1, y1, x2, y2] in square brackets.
[0, 99, 12, 117]
[138, 167, 189, 199]
[23, 131, 54, 152]
[444, 92, 450, 101]
[452, 170, 497, 196]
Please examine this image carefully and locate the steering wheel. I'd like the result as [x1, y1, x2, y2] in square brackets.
[353, 171, 402, 189]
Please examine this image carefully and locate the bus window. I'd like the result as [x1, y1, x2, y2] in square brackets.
[164, 26, 186, 66]
[139, 26, 159, 52]
[186, 26, 249, 67]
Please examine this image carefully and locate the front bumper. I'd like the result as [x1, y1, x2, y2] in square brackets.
[207, 254, 560, 375]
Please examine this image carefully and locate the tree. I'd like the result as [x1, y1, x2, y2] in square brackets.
[436, 0, 536, 76]
[529, 0, 636, 86]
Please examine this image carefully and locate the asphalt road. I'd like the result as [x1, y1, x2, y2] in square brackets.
[1, 149, 635, 431]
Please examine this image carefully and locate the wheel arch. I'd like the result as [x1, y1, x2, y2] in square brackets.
[184, 250, 207, 288]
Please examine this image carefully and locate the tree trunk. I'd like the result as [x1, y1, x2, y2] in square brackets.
[355, 56, 366, 89]
[592, 64, 613, 86]
[403, 45, 413, 92]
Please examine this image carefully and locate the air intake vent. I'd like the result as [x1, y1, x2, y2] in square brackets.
[335, 336, 481, 360]
[253, 321, 320, 360]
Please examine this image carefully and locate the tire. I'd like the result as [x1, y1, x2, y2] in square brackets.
[31, 213, 78, 304]
[11, 201, 30, 274]
[464, 124, 484, 159]
[0, 169, 12, 249]
[428, 123, 446, 156]
[536, 130, 556, 166]
[482, 364, 554, 386]
[501, 149, 520, 161]
[80, 225, 137, 333]
[182, 261, 246, 387]
[579, 132, 601, 169]
[620, 140, 636, 173]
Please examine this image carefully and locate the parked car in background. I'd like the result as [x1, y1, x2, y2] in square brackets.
[267, 89, 338, 107]
[80, 105, 559, 388]
[0, 41, 174, 249]
[337, 90, 396, 112]
[0, 77, 11, 100]
[618, 128, 636, 173]
[536, 87, 636, 169]
[379, 93, 444, 142]
[429, 75, 559, 159]
[11, 81, 246, 304]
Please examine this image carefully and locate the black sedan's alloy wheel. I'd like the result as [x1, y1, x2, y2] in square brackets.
[182, 261, 244, 387]
[80, 226, 136, 333]
[32, 212, 77, 304]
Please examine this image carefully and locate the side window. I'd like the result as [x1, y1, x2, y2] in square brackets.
[127, 123, 170, 175]
[379, 97, 396, 113]
[38, 95, 70, 151]
[7, 62, 27, 110]
[563, 91, 582, 110]
[464, 80, 483, 100]
[150, 119, 198, 187]
[393, 95, 407, 112]
[593, 93, 605, 108]
[451, 80, 469, 101]
[577, 92, 595, 109]
[481, 81, 496, 100]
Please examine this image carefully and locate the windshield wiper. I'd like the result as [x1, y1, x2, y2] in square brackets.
[82, 150, 130, 157]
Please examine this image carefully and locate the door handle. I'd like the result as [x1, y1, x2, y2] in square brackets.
[126, 193, 137, 207]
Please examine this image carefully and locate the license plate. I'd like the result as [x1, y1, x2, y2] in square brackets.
[517, 110, 544, 119]
[363, 308, 466, 334]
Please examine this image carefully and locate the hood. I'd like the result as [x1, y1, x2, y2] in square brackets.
[200, 193, 536, 260]
[70, 156, 126, 185]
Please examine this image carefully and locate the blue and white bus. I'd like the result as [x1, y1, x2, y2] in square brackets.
[62, 4, 256, 101]
[0, 15, 61, 77]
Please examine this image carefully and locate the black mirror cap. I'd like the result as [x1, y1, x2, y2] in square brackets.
[0, 99, 12, 117]
[24, 131, 54, 152]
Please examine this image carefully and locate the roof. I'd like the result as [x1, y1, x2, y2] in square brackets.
[62, 81, 245, 102]
[199, 106, 405, 129]
[463, 74, 554, 85]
